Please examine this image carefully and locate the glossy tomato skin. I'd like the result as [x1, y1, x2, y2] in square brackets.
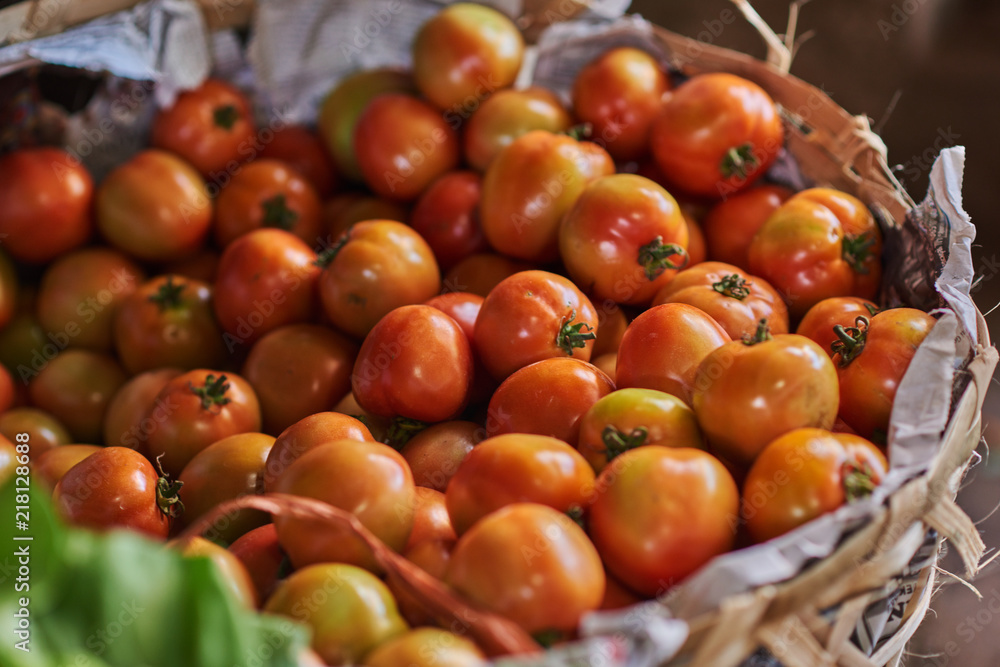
[446, 503, 604, 633]
[365, 628, 486, 667]
[256, 124, 339, 197]
[474, 270, 599, 380]
[702, 184, 792, 270]
[413, 3, 523, 111]
[103, 368, 181, 450]
[53, 447, 173, 539]
[113, 275, 227, 374]
[651, 73, 784, 198]
[214, 228, 321, 347]
[151, 78, 256, 177]
[0, 408, 71, 458]
[399, 420, 482, 492]
[833, 308, 936, 440]
[692, 333, 840, 467]
[228, 524, 285, 606]
[464, 87, 572, 171]
[749, 188, 883, 319]
[796, 296, 879, 357]
[173, 536, 258, 608]
[615, 303, 732, 405]
[572, 47, 671, 161]
[263, 411, 374, 491]
[406, 487, 457, 550]
[588, 447, 738, 595]
[652, 261, 789, 340]
[273, 440, 415, 571]
[409, 171, 488, 271]
[480, 130, 614, 263]
[0, 148, 93, 264]
[445, 433, 595, 535]
[442, 252, 531, 297]
[354, 94, 460, 201]
[423, 292, 483, 341]
[31, 444, 103, 491]
[28, 350, 126, 443]
[214, 159, 322, 247]
[319, 220, 440, 339]
[96, 149, 212, 262]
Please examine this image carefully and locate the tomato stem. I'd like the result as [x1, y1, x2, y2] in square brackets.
[842, 232, 876, 274]
[188, 374, 232, 411]
[831, 316, 870, 366]
[566, 505, 585, 529]
[712, 274, 751, 300]
[384, 417, 427, 450]
[637, 237, 688, 281]
[742, 318, 772, 345]
[154, 454, 185, 519]
[842, 461, 878, 502]
[314, 233, 349, 268]
[563, 123, 593, 141]
[148, 275, 186, 311]
[601, 425, 648, 462]
[555, 309, 596, 355]
[719, 143, 758, 180]
[213, 104, 240, 130]
[261, 194, 299, 231]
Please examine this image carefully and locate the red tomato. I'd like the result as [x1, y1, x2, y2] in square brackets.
[463, 87, 572, 171]
[28, 350, 126, 444]
[702, 184, 792, 270]
[228, 524, 285, 606]
[263, 411, 374, 491]
[256, 124, 339, 197]
[31, 444, 103, 491]
[0, 148, 93, 264]
[423, 292, 483, 341]
[399, 420, 482, 492]
[406, 487, 457, 550]
[683, 211, 708, 267]
[103, 368, 181, 450]
[442, 252, 531, 297]
[796, 296, 879, 357]
[0, 365, 13, 415]
[0, 408, 71, 458]
[591, 304, 628, 358]
[409, 171, 489, 270]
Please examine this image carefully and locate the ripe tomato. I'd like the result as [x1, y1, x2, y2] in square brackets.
[264, 411, 374, 491]
[577, 388, 705, 473]
[615, 303, 731, 405]
[464, 87, 572, 171]
[113, 275, 227, 374]
[485, 358, 614, 444]
[53, 446, 178, 539]
[796, 296, 879, 357]
[173, 536, 258, 608]
[28, 350, 126, 444]
[103, 368, 181, 450]
[683, 211, 708, 267]
[406, 487, 457, 549]
[318, 220, 440, 339]
[256, 124, 339, 197]
[652, 261, 789, 339]
[0, 148, 93, 264]
[474, 270, 599, 380]
[588, 446, 739, 595]
[31, 444, 102, 491]
[572, 47, 671, 161]
[423, 292, 483, 341]
[394, 538, 456, 626]
[560, 174, 689, 306]
[445, 432, 594, 535]
[228, 524, 285, 605]
[832, 308, 936, 441]
[0, 364, 14, 415]
[36, 247, 144, 352]
[353, 94, 460, 201]
[321, 193, 409, 241]
[213, 228, 321, 347]
[743, 428, 887, 543]
[399, 420, 482, 492]
[272, 440, 415, 570]
[151, 78, 256, 178]
[446, 503, 604, 633]
[145, 370, 262, 476]
[692, 328, 839, 467]
[442, 252, 531, 297]
[365, 628, 486, 667]
[409, 171, 488, 270]
[214, 159, 322, 247]
[651, 73, 784, 198]
[591, 304, 628, 358]
[413, 3, 524, 111]
[480, 130, 613, 262]
[0, 408, 71, 458]
[702, 184, 792, 270]
[749, 188, 883, 318]
[242, 324, 358, 435]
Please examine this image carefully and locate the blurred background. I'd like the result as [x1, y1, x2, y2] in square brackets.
[630, 1, 1000, 664]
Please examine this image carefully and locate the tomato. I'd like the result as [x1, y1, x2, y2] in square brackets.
[409, 171, 489, 271]
[365, 628, 486, 667]
[445, 433, 594, 535]
[464, 87, 572, 171]
[572, 47, 671, 161]
[145, 369, 262, 476]
[702, 184, 792, 270]
[442, 252, 531, 297]
[113, 275, 227, 374]
[103, 368, 181, 450]
[650, 73, 784, 198]
[577, 388, 705, 473]
[413, 3, 524, 111]
[743, 428, 887, 543]
[691, 328, 839, 467]
[53, 446, 179, 539]
[263, 411, 374, 491]
[591, 304, 628, 358]
[228, 524, 285, 606]
[447, 503, 604, 633]
[423, 292, 483, 341]
[353, 94, 460, 201]
[96, 149, 212, 262]
[31, 444, 102, 491]
[399, 420, 482, 492]
[0, 408, 71, 458]
[256, 124, 339, 197]
[591, 353, 618, 383]
[480, 130, 613, 262]
[615, 303, 731, 405]
[0, 249, 18, 329]
[0, 365, 12, 415]
[474, 270, 599, 380]
[173, 536, 258, 608]
[213, 228, 321, 347]
[332, 392, 392, 444]
[832, 308, 936, 441]
[264, 563, 408, 665]
[321, 194, 409, 241]
[242, 324, 358, 435]
[406, 487, 457, 550]
[601, 571, 645, 610]
[0, 148, 93, 264]
[683, 211, 708, 267]
[588, 446, 738, 595]
[560, 174, 689, 306]
[0, 435, 17, 487]
[36, 247, 144, 352]
[177, 432, 274, 543]
[796, 297, 879, 357]
[652, 261, 789, 339]
[151, 78, 256, 178]
[318, 220, 440, 339]
[317, 68, 414, 182]
[748, 188, 883, 319]
[272, 440, 415, 570]
[28, 350, 126, 443]
[393, 538, 456, 626]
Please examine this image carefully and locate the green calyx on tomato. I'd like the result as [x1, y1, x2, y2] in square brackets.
[148, 275, 186, 311]
[601, 424, 649, 462]
[213, 104, 240, 130]
[155, 454, 185, 519]
[313, 234, 349, 268]
[565, 505, 585, 529]
[556, 309, 597, 355]
[842, 460, 878, 501]
[563, 123, 593, 141]
[385, 416, 428, 449]
[742, 318, 773, 345]
[638, 236, 688, 281]
[842, 232, 877, 275]
[831, 316, 870, 366]
[712, 273, 751, 300]
[532, 629, 565, 648]
[188, 373, 233, 411]
[719, 143, 758, 179]
[261, 194, 299, 230]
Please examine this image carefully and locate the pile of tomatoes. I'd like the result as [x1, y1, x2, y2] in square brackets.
[0, 3, 940, 665]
